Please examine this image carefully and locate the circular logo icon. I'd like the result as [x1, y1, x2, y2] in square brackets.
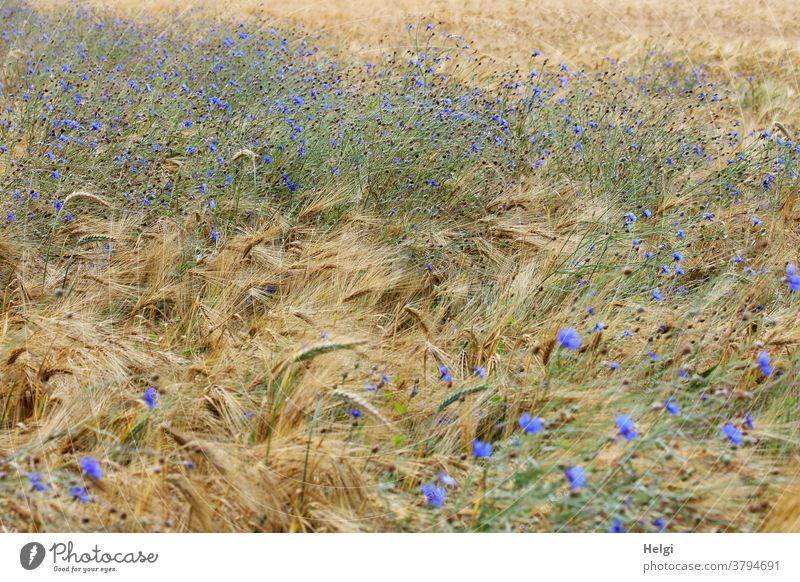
[20, 542, 46, 570]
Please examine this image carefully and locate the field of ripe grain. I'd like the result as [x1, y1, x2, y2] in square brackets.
[0, 0, 798, 533]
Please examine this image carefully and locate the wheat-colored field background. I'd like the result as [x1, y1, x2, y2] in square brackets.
[57, 0, 800, 62]
[59, 0, 800, 126]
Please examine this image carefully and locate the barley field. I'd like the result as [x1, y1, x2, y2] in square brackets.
[0, 0, 798, 533]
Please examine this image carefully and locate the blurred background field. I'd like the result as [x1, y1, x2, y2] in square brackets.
[60, 0, 800, 130]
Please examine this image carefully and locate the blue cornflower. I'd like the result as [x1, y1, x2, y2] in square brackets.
[557, 327, 582, 350]
[722, 424, 743, 446]
[438, 365, 452, 383]
[611, 518, 625, 533]
[28, 472, 49, 492]
[7, 211, 15, 222]
[665, 398, 681, 416]
[673, 252, 683, 262]
[143, 387, 157, 410]
[642, 209, 652, 219]
[652, 289, 664, 301]
[69, 485, 92, 503]
[677, 230, 685, 239]
[653, 518, 668, 532]
[745, 412, 754, 430]
[473, 439, 493, 459]
[616, 415, 638, 441]
[565, 466, 586, 490]
[474, 367, 486, 379]
[787, 265, 799, 291]
[80, 456, 102, 480]
[421, 483, 446, 508]
[518, 412, 543, 434]
[349, 408, 361, 418]
[758, 351, 773, 376]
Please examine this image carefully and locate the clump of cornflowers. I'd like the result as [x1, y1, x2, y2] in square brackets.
[722, 424, 743, 446]
[143, 387, 157, 410]
[557, 327, 581, 350]
[473, 439, 492, 459]
[421, 483, 446, 508]
[616, 415, 638, 441]
[518, 412, 543, 434]
[80, 456, 103, 480]
[565, 466, 586, 490]
[28, 473, 49, 492]
[757, 351, 773, 376]
[69, 485, 92, 503]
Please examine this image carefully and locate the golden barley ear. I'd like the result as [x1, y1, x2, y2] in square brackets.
[232, 149, 256, 161]
[63, 190, 111, 208]
[773, 120, 794, 141]
[168, 475, 214, 532]
[403, 305, 430, 336]
[759, 488, 800, 532]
